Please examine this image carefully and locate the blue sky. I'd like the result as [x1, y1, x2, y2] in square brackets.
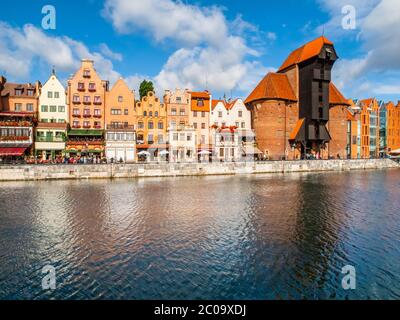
[0, 0, 399, 102]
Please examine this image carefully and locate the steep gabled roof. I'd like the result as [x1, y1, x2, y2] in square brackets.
[329, 83, 350, 106]
[278, 36, 334, 72]
[244, 72, 297, 105]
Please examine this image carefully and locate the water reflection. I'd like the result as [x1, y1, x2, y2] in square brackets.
[0, 170, 399, 300]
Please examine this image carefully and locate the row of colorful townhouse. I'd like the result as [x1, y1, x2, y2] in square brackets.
[0, 60, 255, 163]
[1, 36, 399, 164]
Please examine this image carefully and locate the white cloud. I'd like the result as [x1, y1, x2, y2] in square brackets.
[99, 43, 123, 62]
[0, 22, 121, 84]
[319, 0, 400, 98]
[103, 0, 273, 97]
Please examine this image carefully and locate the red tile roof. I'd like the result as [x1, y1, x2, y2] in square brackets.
[278, 36, 334, 72]
[244, 72, 297, 104]
[190, 91, 211, 99]
[329, 83, 350, 106]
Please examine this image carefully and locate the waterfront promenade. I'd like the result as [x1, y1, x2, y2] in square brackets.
[0, 159, 398, 181]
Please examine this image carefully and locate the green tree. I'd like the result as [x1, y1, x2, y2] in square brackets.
[139, 80, 155, 100]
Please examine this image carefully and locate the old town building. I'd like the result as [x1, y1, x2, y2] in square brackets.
[0, 78, 40, 161]
[104, 78, 136, 163]
[36, 70, 68, 160]
[379, 101, 400, 157]
[350, 98, 380, 159]
[189, 91, 212, 158]
[327, 83, 352, 159]
[164, 89, 191, 128]
[66, 60, 109, 157]
[135, 91, 167, 161]
[245, 36, 350, 160]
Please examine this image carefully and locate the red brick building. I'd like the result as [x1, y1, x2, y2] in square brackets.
[245, 36, 350, 160]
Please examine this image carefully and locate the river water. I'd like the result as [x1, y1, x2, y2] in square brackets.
[0, 169, 399, 300]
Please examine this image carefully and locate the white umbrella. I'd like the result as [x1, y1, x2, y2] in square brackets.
[137, 151, 151, 156]
[159, 150, 169, 155]
[198, 150, 211, 155]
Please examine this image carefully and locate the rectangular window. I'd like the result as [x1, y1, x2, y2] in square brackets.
[73, 95, 80, 103]
[15, 89, 22, 96]
[148, 122, 154, 129]
[15, 103, 22, 112]
[84, 96, 90, 103]
[48, 91, 53, 98]
[201, 123, 206, 129]
[173, 133, 179, 141]
[193, 111, 198, 117]
[50, 105, 57, 112]
[176, 97, 182, 103]
[193, 122, 198, 129]
[201, 112, 205, 118]
[171, 108, 177, 116]
[218, 111, 223, 118]
[26, 104, 34, 112]
[27, 89, 34, 97]
[138, 122, 144, 129]
[197, 99, 204, 107]
[78, 82, 85, 90]
[180, 109, 185, 116]
[238, 111, 243, 117]
[158, 122, 163, 129]
[118, 96, 123, 103]
[54, 92, 60, 99]
[58, 106, 65, 112]
[94, 109, 101, 116]
[73, 108, 80, 115]
[124, 109, 129, 115]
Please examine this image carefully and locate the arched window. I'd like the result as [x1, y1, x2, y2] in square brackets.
[143, 111, 147, 116]
[158, 122, 163, 129]
[148, 121, 154, 129]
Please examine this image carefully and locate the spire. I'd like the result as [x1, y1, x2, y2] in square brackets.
[52, 66, 56, 76]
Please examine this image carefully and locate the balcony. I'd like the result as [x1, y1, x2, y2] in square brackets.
[93, 114, 102, 118]
[36, 136, 66, 143]
[72, 125, 81, 129]
[0, 136, 31, 142]
[83, 113, 91, 118]
[0, 121, 32, 127]
[83, 100, 91, 105]
[93, 100, 102, 105]
[88, 86, 96, 92]
[72, 114, 81, 118]
[72, 99, 81, 104]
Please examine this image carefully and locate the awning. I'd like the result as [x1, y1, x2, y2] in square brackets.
[242, 145, 263, 155]
[0, 147, 27, 156]
[389, 148, 400, 155]
[289, 118, 306, 141]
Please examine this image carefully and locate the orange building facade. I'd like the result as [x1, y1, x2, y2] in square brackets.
[189, 91, 212, 152]
[67, 60, 109, 130]
[105, 78, 136, 129]
[135, 91, 167, 153]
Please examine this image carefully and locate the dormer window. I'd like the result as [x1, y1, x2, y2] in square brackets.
[27, 89, 34, 96]
[15, 89, 23, 96]
[197, 99, 204, 107]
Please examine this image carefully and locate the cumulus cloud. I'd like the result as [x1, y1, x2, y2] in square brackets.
[99, 43, 123, 62]
[319, 0, 400, 98]
[0, 22, 121, 84]
[103, 0, 273, 97]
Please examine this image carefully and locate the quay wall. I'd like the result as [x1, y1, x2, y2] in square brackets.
[0, 159, 398, 182]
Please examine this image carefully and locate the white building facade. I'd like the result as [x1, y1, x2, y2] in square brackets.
[36, 71, 68, 160]
[105, 125, 136, 163]
[168, 125, 196, 163]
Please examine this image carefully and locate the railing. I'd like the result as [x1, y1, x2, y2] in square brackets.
[36, 136, 66, 142]
[0, 121, 32, 127]
[106, 124, 135, 130]
[0, 136, 31, 142]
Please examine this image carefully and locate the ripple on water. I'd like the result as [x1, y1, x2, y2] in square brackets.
[0, 171, 400, 299]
